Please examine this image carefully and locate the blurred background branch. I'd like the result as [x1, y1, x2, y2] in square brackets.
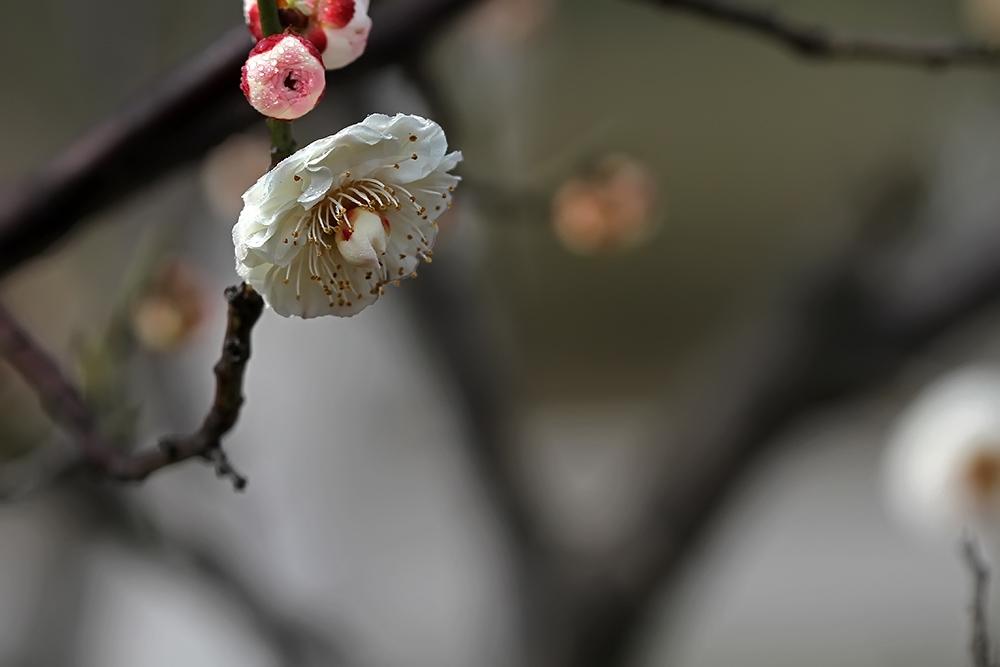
[0, 284, 262, 489]
[89, 485, 352, 666]
[550, 191, 1000, 666]
[643, 0, 1000, 67]
[962, 537, 995, 667]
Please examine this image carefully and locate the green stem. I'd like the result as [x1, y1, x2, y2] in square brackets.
[256, 0, 283, 38]
[256, 0, 298, 167]
[266, 118, 297, 167]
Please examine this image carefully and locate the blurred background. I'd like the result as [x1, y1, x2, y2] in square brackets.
[4, 0, 1000, 665]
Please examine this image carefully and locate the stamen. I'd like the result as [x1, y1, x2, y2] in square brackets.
[348, 187, 375, 208]
[339, 191, 367, 209]
[281, 174, 429, 306]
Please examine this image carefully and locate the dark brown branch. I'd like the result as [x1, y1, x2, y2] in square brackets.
[144, 283, 264, 489]
[964, 537, 996, 667]
[0, 0, 481, 278]
[0, 283, 263, 490]
[644, 0, 1000, 68]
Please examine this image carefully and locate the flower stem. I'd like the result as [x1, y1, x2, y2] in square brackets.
[256, 0, 283, 38]
[266, 118, 297, 167]
[257, 0, 298, 167]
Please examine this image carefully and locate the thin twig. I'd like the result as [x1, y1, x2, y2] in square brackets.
[0, 303, 118, 471]
[84, 484, 352, 665]
[963, 537, 996, 667]
[0, 283, 263, 490]
[644, 0, 1000, 68]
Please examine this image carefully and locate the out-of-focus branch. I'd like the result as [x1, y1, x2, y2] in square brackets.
[71, 482, 351, 665]
[150, 528, 349, 665]
[0, 0, 481, 278]
[0, 283, 263, 489]
[555, 208, 1000, 665]
[963, 537, 996, 667]
[643, 0, 1000, 68]
[0, 305, 119, 472]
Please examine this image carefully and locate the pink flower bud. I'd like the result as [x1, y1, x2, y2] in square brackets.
[240, 33, 326, 120]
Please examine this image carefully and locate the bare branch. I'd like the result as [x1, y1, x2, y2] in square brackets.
[963, 537, 996, 667]
[0, 283, 263, 490]
[643, 0, 1000, 68]
[0, 303, 118, 470]
[88, 485, 352, 665]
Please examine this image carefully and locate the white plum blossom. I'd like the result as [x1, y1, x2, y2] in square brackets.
[233, 113, 461, 318]
[244, 0, 372, 70]
[884, 367, 1000, 539]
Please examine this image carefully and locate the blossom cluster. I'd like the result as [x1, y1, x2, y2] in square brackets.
[240, 0, 371, 119]
[233, 3, 461, 319]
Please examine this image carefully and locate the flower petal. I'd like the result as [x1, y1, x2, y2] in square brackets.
[297, 166, 335, 207]
[233, 113, 461, 318]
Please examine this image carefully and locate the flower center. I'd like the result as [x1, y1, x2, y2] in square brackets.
[281, 177, 426, 307]
[304, 177, 402, 246]
[965, 448, 1000, 503]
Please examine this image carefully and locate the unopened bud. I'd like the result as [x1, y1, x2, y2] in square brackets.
[240, 33, 326, 120]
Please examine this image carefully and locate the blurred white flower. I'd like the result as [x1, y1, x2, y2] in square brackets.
[884, 367, 1000, 538]
[233, 113, 462, 318]
[244, 0, 372, 70]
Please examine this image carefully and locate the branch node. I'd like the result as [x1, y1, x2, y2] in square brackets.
[202, 446, 248, 492]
